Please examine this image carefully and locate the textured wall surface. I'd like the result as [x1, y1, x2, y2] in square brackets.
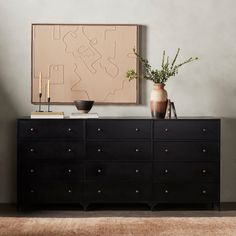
[0, 0, 236, 203]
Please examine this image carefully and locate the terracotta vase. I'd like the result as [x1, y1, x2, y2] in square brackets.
[150, 83, 168, 118]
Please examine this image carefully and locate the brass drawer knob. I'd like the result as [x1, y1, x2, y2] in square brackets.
[30, 128, 35, 132]
[135, 148, 139, 152]
[202, 190, 207, 194]
[135, 128, 140, 132]
[97, 189, 102, 194]
[164, 189, 169, 194]
[135, 169, 140, 173]
[97, 169, 102, 173]
[135, 190, 140, 194]
[68, 128, 72, 132]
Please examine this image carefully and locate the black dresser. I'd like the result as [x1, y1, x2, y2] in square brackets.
[17, 117, 220, 210]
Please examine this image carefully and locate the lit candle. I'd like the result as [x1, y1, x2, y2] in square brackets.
[39, 72, 42, 94]
[47, 80, 50, 98]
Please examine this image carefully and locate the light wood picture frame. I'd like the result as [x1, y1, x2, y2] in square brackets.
[31, 24, 140, 104]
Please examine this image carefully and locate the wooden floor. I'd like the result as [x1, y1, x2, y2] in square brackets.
[1, 205, 236, 236]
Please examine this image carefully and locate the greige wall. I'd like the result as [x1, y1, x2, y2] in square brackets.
[0, 0, 236, 203]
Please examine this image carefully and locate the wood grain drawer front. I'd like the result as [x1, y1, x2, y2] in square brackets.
[154, 163, 219, 183]
[156, 142, 219, 161]
[18, 141, 84, 159]
[87, 141, 152, 161]
[21, 161, 84, 182]
[18, 120, 84, 139]
[154, 183, 219, 203]
[20, 183, 83, 203]
[85, 183, 151, 201]
[154, 120, 220, 140]
[87, 120, 151, 139]
[86, 163, 152, 181]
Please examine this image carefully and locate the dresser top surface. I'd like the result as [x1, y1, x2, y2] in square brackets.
[18, 116, 221, 121]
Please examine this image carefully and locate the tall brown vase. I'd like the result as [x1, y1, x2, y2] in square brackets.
[150, 83, 168, 118]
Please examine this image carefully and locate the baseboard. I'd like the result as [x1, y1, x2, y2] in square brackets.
[220, 202, 236, 210]
[0, 203, 16, 210]
[1, 203, 236, 211]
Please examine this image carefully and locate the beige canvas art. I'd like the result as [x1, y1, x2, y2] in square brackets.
[31, 24, 139, 104]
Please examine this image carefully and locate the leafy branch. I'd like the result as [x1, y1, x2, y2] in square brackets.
[126, 48, 198, 84]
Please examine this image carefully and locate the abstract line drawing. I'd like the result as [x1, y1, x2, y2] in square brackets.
[31, 24, 139, 104]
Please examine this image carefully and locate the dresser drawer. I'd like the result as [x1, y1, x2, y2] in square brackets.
[87, 120, 151, 139]
[20, 182, 83, 204]
[155, 142, 219, 161]
[154, 120, 220, 140]
[20, 161, 84, 182]
[87, 141, 152, 161]
[154, 162, 219, 183]
[18, 141, 85, 159]
[18, 120, 84, 139]
[154, 183, 219, 203]
[85, 182, 151, 202]
[86, 162, 152, 181]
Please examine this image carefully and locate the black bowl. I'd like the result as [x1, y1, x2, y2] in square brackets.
[74, 100, 94, 113]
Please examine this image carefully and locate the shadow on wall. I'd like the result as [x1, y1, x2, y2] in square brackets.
[0, 82, 18, 203]
[221, 118, 236, 202]
[139, 25, 147, 105]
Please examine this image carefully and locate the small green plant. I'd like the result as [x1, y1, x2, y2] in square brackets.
[126, 48, 198, 84]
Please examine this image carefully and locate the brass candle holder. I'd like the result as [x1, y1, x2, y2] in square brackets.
[37, 93, 43, 112]
[47, 97, 51, 112]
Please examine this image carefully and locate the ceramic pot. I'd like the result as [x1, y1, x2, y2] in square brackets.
[150, 83, 168, 118]
[74, 100, 94, 113]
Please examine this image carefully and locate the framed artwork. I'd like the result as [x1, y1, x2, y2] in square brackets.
[31, 24, 139, 104]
